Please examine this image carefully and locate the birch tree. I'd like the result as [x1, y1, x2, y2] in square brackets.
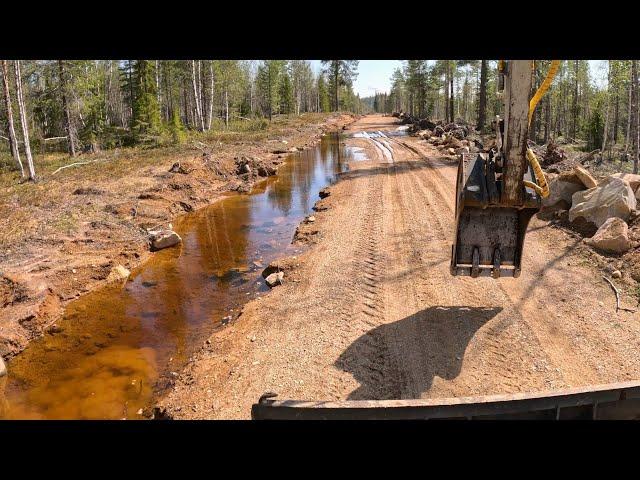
[1, 60, 24, 177]
[14, 60, 36, 180]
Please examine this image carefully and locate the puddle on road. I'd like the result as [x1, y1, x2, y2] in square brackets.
[0, 133, 354, 420]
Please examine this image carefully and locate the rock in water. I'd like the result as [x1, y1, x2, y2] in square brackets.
[265, 271, 284, 288]
[569, 177, 636, 228]
[150, 230, 182, 251]
[585, 217, 631, 254]
[573, 165, 598, 189]
[106, 264, 130, 283]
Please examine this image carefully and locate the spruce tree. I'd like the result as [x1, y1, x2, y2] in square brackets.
[131, 60, 161, 141]
[279, 71, 294, 114]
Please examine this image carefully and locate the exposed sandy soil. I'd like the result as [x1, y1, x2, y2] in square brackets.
[0, 113, 356, 360]
[160, 114, 640, 419]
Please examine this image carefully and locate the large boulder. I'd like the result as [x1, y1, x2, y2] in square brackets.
[609, 173, 640, 191]
[149, 229, 182, 251]
[542, 173, 585, 209]
[573, 165, 598, 189]
[569, 177, 637, 228]
[585, 217, 631, 254]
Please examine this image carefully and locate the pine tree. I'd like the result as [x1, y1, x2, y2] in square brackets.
[321, 60, 359, 112]
[279, 69, 294, 114]
[131, 60, 161, 141]
[317, 74, 330, 112]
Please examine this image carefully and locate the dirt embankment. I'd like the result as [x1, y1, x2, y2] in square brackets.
[0, 113, 357, 360]
[159, 114, 640, 419]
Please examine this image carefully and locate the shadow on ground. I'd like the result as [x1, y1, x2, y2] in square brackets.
[335, 305, 502, 400]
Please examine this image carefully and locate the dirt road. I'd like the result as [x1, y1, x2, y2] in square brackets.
[161, 114, 640, 419]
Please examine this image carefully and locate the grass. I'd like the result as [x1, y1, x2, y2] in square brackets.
[0, 113, 336, 249]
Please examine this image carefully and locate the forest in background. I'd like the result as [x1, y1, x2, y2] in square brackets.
[3, 59, 640, 182]
[0, 60, 362, 181]
[363, 61, 640, 171]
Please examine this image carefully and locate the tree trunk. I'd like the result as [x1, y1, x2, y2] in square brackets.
[632, 60, 639, 174]
[613, 94, 619, 145]
[1, 60, 24, 177]
[502, 60, 533, 206]
[225, 88, 229, 127]
[543, 93, 551, 144]
[58, 60, 77, 157]
[207, 61, 214, 130]
[334, 64, 339, 112]
[191, 60, 204, 131]
[14, 61, 35, 181]
[571, 60, 578, 140]
[626, 73, 633, 157]
[477, 59, 487, 131]
[602, 61, 612, 159]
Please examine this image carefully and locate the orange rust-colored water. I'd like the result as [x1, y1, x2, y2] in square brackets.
[0, 134, 351, 419]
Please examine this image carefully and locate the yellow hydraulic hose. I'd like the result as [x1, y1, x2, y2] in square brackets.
[522, 60, 561, 198]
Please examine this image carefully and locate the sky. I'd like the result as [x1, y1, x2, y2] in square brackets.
[310, 60, 609, 97]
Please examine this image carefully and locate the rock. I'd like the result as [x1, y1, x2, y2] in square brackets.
[444, 136, 463, 149]
[610, 173, 640, 191]
[169, 162, 196, 174]
[573, 165, 598, 189]
[447, 148, 455, 155]
[257, 164, 276, 177]
[0, 356, 6, 377]
[319, 187, 330, 199]
[434, 125, 445, 136]
[450, 128, 467, 140]
[306, 215, 316, 223]
[585, 217, 631, 254]
[150, 230, 182, 251]
[265, 271, 284, 288]
[106, 264, 130, 282]
[542, 173, 585, 209]
[612, 270, 622, 279]
[455, 147, 470, 155]
[569, 177, 636, 228]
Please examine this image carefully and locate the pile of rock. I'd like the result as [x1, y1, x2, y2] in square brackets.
[234, 156, 278, 178]
[544, 167, 640, 254]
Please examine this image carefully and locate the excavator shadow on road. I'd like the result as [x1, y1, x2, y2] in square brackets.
[335, 306, 501, 401]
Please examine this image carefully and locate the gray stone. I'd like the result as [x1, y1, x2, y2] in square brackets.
[569, 177, 636, 228]
[150, 230, 182, 251]
[610, 172, 640, 191]
[585, 217, 631, 253]
[542, 173, 585, 209]
[265, 271, 284, 288]
[573, 165, 598, 189]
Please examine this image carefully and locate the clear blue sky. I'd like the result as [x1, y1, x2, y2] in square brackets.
[311, 60, 608, 97]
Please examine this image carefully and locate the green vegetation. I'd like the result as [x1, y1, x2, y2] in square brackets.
[0, 60, 366, 182]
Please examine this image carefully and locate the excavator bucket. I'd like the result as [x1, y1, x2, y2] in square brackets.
[450, 152, 541, 278]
